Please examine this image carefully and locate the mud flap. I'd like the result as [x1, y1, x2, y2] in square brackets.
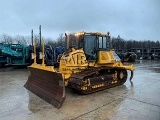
[130, 71, 134, 81]
[24, 67, 65, 108]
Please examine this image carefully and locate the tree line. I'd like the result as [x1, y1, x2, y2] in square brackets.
[112, 36, 160, 51]
[0, 33, 160, 50]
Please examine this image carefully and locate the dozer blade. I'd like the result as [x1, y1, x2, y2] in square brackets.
[24, 66, 65, 108]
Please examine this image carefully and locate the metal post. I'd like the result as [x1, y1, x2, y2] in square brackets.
[31, 29, 33, 52]
[42, 38, 45, 66]
[33, 40, 37, 64]
[39, 25, 41, 51]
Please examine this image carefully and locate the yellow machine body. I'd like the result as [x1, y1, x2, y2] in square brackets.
[24, 32, 134, 108]
[58, 48, 134, 86]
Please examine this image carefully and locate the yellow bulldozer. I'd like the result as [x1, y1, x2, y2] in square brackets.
[24, 32, 134, 108]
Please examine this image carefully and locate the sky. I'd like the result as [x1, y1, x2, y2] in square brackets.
[0, 0, 160, 41]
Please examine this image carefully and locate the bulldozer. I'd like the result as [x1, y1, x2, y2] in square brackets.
[24, 31, 134, 108]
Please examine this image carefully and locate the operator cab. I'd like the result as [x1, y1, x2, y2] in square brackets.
[76, 32, 111, 61]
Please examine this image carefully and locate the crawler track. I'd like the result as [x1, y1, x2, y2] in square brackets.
[68, 67, 127, 94]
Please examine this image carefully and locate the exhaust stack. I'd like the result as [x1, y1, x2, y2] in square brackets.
[65, 32, 69, 50]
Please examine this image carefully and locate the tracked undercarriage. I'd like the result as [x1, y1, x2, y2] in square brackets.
[68, 67, 127, 94]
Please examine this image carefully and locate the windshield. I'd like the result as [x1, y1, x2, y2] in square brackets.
[84, 35, 96, 55]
